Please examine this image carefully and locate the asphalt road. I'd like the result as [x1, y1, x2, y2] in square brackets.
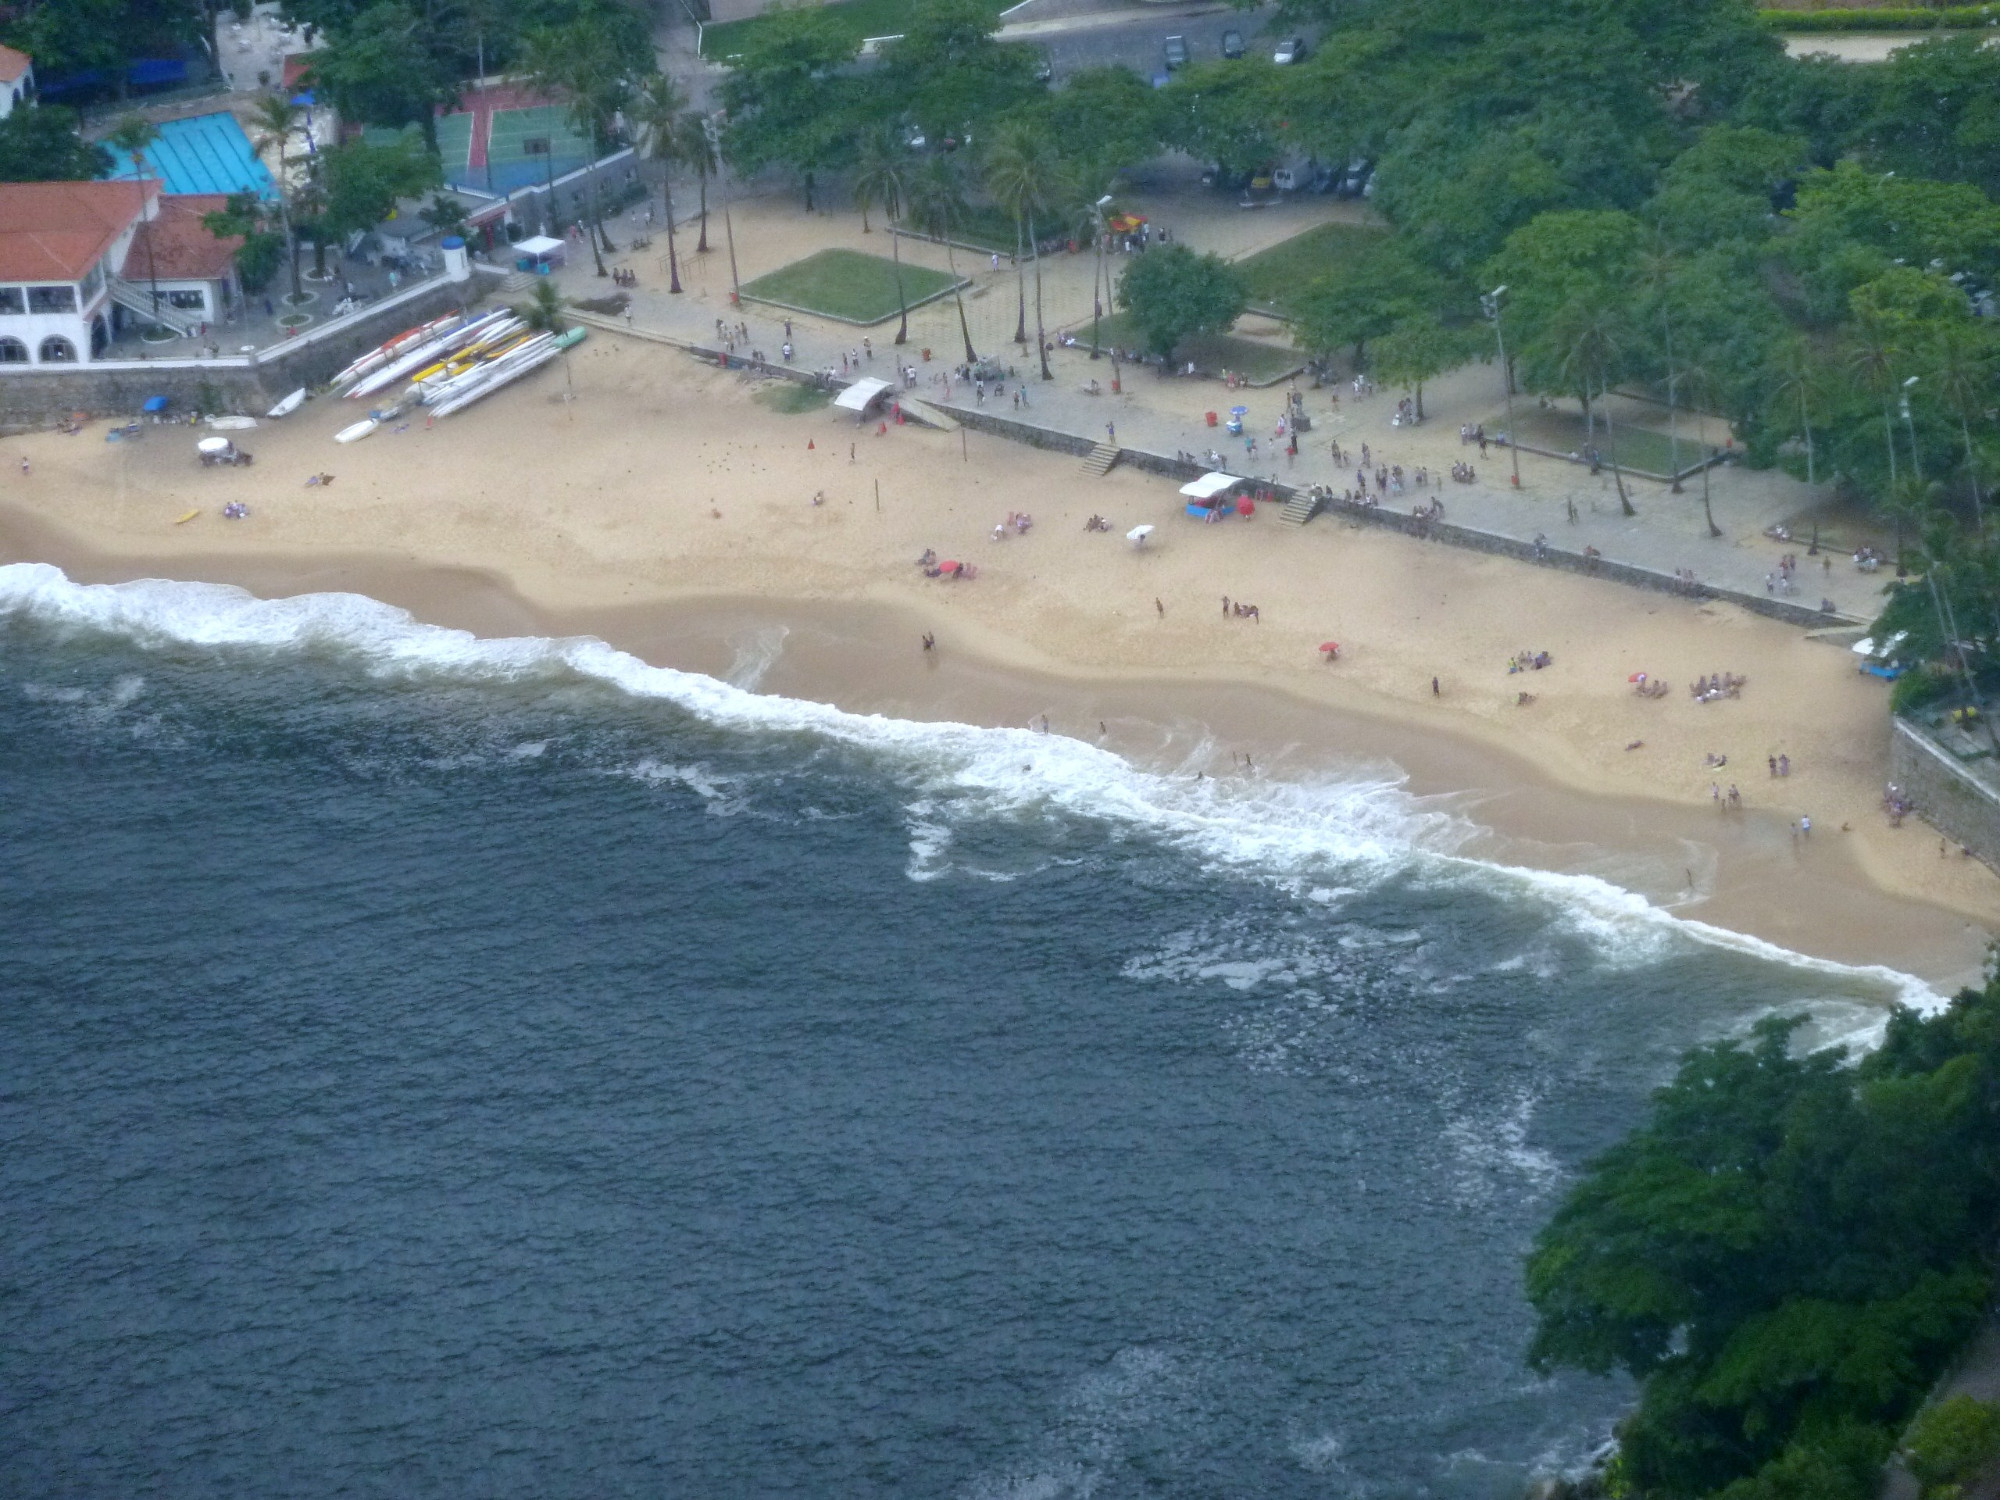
[1031, 6, 1294, 83]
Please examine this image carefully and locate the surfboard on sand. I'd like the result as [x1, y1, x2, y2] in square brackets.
[267, 388, 306, 419]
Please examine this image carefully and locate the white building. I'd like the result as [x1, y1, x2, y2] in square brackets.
[0, 180, 242, 366]
[0, 44, 33, 119]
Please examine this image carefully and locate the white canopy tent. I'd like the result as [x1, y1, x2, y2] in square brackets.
[1179, 471, 1241, 501]
[513, 234, 566, 268]
[833, 376, 894, 419]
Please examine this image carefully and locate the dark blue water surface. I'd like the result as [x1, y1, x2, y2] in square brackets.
[0, 610, 1890, 1497]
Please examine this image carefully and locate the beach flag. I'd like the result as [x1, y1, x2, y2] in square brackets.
[808, 439, 815, 449]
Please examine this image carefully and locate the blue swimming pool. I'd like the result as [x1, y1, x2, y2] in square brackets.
[104, 112, 274, 199]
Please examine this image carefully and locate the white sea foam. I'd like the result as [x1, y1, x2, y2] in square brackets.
[0, 563, 1943, 1012]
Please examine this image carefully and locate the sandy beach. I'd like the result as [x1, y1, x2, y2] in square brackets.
[6, 335, 1996, 987]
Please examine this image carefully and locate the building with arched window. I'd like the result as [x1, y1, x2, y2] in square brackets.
[0, 180, 242, 366]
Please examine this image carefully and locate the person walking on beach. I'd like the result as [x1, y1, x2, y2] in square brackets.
[1106, 422, 1116, 443]
[17, 455, 27, 475]
[1222, 596, 1230, 616]
[1156, 598, 1164, 617]
[1432, 676, 1440, 697]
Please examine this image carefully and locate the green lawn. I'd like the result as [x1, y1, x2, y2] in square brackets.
[703, 0, 1009, 56]
[1083, 311, 1304, 384]
[739, 249, 961, 324]
[1510, 409, 1718, 477]
[1234, 221, 1388, 313]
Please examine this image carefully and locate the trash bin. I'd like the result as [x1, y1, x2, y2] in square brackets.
[1206, 410, 1217, 427]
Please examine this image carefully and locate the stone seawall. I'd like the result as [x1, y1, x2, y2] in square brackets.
[1890, 718, 2000, 873]
[0, 278, 474, 430]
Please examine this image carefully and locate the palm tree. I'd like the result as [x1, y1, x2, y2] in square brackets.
[985, 124, 1061, 380]
[522, 22, 637, 278]
[107, 115, 164, 317]
[245, 94, 304, 305]
[852, 129, 912, 344]
[1845, 307, 1906, 492]
[518, 278, 567, 332]
[1635, 239, 1683, 488]
[1679, 355, 1725, 538]
[907, 155, 977, 363]
[1764, 333, 1823, 490]
[679, 109, 717, 254]
[631, 73, 689, 294]
[1556, 296, 1637, 517]
[1929, 319, 1998, 531]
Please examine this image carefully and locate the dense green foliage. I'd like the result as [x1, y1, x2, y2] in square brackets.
[0, 105, 111, 181]
[0, 0, 208, 86]
[1904, 1395, 2000, 1497]
[1114, 244, 1247, 360]
[1526, 979, 2000, 1498]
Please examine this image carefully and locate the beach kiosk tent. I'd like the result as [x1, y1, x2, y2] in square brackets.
[513, 235, 566, 274]
[1180, 470, 1242, 518]
[834, 376, 893, 422]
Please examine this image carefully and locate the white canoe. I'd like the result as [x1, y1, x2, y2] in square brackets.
[267, 388, 306, 418]
[207, 415, 258, 430]
[333, 418, 378, 444]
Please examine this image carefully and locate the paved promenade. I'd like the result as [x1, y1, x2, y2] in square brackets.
[555, 188, 1890, 628]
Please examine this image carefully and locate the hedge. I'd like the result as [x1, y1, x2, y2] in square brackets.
[1763, 5, 2000, 31]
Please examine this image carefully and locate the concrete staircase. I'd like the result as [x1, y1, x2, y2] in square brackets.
[108, 276, 204, 336]
[1277, 489, 1321, 526]
[1080, 441, 1121, 477]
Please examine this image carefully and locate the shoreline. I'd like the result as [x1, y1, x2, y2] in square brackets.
[3, 338, 1995, 989]
[4, 506, 1991, 992]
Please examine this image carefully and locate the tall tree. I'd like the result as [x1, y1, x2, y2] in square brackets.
[104, 115, 162, 316]
[306, 0, 460, 156]
[1927, 318, 1999, 531]
[248, 92, 307, 305]
[1114, 244, 1246, 363]
[906, 153, 977, 363]
[631, 72, 691, 294]
[851, 127, 912, 344]
[521, 12, 646, 276]
[984, 122, 1062, 376]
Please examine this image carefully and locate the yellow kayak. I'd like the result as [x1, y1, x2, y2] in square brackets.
[174, 509, 199, 525]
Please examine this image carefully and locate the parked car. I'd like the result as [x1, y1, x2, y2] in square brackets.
[1273, 35, 1307, 64]
[1164, 34, 1189, 69]
[1337, 157, 1373, 196]
[1272, 163, 1309, 192]
[1220, 28, 1245, 58]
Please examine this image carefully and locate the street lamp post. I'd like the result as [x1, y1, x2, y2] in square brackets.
[1901, 375, 1922, 481]
[1482, 284, 1521, 489]
[1090, 193, 1111, 362]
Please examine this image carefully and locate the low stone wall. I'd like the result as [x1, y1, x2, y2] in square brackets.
[1125, 458, 1859, 629]
[948, 403, 1096, 457]
[1890, 718, 2000, 872]
[0, 277, 475, 429]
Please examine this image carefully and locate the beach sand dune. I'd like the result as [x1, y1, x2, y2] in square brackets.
[4, 337, 1993, 984]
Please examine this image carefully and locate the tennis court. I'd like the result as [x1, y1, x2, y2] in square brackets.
[362, 87, 593, 194]
[483, 105, 591, 193]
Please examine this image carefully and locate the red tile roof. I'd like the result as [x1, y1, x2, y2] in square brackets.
[0, 179, 156, 283]
[0, 45, 31, 83]
[128, 194, 241, 281]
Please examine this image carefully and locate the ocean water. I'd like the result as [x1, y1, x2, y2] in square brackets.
[0, 565, 1929, 1499]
